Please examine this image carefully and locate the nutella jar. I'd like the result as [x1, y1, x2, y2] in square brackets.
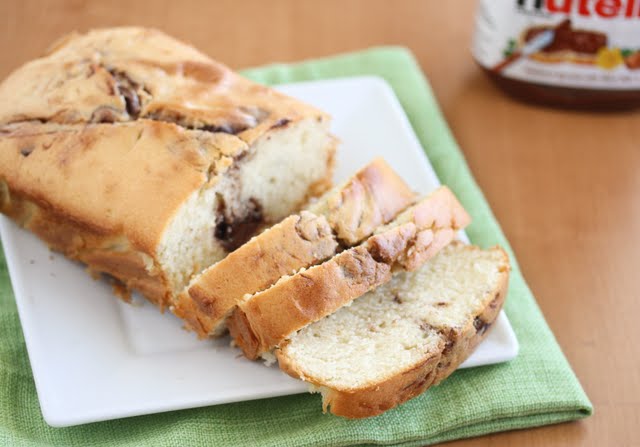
[472, 0, 640, 109]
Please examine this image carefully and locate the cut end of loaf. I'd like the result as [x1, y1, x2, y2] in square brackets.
[277, 243, 510, 418]
[157, 118, 336, 299]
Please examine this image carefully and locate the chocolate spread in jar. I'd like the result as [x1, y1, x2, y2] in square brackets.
[472, 0, 640, 109]
[524, 19, 606, 54]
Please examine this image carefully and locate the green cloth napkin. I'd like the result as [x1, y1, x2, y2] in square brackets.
[0, 47, 591, 447]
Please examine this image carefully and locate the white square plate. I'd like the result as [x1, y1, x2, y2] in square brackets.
[0, 76, 518, 427]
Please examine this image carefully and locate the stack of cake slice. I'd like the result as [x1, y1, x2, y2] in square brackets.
[174, 158, 510, 418]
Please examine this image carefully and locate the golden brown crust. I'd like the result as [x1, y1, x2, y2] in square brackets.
[310, 158, 415, 245]
[388, 186, 471, 271]
[276, 246, 511, 419]
[0, 28, 326, 134]
[0, 27, 333, 307]
[0, 186, 169, 307]
[0, 121, 217, 255]
[173, 158, 413, 338]
[0, 120, 225, 308]
[173, 212, 339, 337]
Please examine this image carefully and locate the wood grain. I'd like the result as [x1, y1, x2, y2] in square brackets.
[1, 1, 639, 445]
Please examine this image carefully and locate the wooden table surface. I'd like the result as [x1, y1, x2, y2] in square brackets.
[1, 1, 638, 445]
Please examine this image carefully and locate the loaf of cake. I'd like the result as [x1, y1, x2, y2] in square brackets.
[0, 28, 336, 308]
[0, 26, 510, 421]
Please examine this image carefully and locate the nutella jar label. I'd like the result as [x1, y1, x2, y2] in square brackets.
[473, 0, 640, 90]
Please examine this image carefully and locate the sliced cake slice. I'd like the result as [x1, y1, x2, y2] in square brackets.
[276, 243, 510, 418]
[228, 189, 472, 359]
[172, 158, 415, 337]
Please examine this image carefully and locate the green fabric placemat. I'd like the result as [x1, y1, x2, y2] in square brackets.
[0, 47, 591, 447]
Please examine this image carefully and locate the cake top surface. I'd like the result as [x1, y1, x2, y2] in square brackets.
[0, 27, 325, 140]
[0, 28, 328, 253]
